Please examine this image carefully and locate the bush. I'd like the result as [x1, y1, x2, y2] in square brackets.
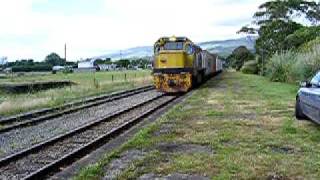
[241, 60, 258, 74]
[266, 43, 320, 83]
[62, 67, 74, 74]
[11, 64, 52, 72]
[266, 50, 297, 82]
[295, 44, 320, 80]
[284, 26, 320, 50]
[299, 37, 320, 53]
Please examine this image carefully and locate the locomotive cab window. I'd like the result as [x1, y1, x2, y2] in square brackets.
[185, 44, 194, 55]
[154, 44, 161, 55]
[164, 42, 184, 50]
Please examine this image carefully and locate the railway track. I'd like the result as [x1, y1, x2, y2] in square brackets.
[0, 93, 178, 180]
[0, 85, 153, 133]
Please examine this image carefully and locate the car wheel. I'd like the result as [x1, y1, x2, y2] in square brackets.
[295, 97, 307, 120]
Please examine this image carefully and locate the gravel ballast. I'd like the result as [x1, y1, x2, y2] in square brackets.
[0, 95, 174, 179]
[0, 90, 162, 158]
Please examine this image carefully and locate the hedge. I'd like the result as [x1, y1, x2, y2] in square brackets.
[11, 64, 53, 72]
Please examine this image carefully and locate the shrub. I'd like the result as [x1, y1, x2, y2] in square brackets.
[299, 37, 320, 53]
[11, 64, 52, 72]
[241, 60, 258, 74]
[295, 44, 320, 80]
[284, 26, 320, 50]
[266, 50, 297, 82]
[62, 67, 74, 74]
[266, 42, 320, 83]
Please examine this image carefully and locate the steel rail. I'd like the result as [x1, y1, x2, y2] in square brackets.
[0, 85, 153, 124]
[0, 94, 178, 180]
[0, 85, 154, 133]
[23, 96, 177, 180]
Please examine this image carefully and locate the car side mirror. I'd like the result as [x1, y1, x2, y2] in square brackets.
[300, 81, 311, 88]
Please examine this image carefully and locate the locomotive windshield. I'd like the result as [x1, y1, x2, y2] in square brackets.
[163, 42, 184, 50]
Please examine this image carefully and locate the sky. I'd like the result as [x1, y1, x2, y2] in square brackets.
[0, 0, 266, 61]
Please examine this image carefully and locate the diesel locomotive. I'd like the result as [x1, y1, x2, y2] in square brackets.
[153, 36, 222, 93]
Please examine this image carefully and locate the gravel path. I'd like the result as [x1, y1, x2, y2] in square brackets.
[0, 90, 162, 158]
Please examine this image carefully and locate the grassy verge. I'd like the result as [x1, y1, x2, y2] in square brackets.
[0, 70, 152, 116]
[75, 71, 320, 179]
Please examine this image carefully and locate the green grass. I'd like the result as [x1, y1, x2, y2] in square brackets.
[0, 70, 152, 116]
[75, 71, 320, 179]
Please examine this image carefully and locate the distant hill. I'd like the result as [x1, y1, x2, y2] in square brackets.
[198, 37, 256, 57]
[96, 36, 256, 60]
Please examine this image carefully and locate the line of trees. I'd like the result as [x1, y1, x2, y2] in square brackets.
[0, 54, 152, 73]
[1, 53, 76, 72]
[230, 0, 320, 83]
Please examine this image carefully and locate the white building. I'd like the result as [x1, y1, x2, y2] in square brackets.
[98, 64, 117, 71]
[78, 59, 95, 69]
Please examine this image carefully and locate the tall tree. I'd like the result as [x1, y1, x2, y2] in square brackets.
[227, 46, 255, 71]
[44, 53, 65, 66]
[239, 0, 320, 52]
[239, 0, 320, 73]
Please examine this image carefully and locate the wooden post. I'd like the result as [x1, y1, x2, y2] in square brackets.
[125, 73, 127, 81]
[112, 74, 114, 82]
[143, 73, 145, 84]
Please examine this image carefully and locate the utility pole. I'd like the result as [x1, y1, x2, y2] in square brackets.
[64, 43, 67, 62]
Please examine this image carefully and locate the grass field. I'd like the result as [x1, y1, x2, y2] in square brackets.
[0, 70, 152, 116]
[75, 71, 320, 179]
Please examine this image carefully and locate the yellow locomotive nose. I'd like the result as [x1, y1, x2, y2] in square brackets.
[158, 51, 187, 68]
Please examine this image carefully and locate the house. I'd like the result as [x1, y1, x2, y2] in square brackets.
[78, 59, 95, 69]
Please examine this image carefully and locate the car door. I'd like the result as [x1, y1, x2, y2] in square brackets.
[300, 88, 318, 121]
[307, 88, 320, 123]
[299, 88, 313, 118]
[301, 72, 320, 123]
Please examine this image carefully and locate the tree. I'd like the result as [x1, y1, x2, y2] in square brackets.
[252, 0, 320, 25]
[45, 53, 65, 66]
[284, 26, 320, 49]
[95, 58, 112, 65]
[116, 59, 130, 68]
[255, 20, 302, 57]
[239, 0, 320, 73]
[227, 46, 255, 71]
[130, 58, 151, 68]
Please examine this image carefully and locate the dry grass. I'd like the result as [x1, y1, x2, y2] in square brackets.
[0, 97, 50, 114]
[0, 70, 152, 116]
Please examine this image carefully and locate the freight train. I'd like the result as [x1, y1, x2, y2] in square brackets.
[153, 36, 222, 93]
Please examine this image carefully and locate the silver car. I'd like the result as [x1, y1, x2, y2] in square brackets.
[296, 72, 320, 123]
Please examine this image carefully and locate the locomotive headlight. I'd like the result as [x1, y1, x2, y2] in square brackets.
[169, 36, 176, 41]
[184, 44, 194, 55]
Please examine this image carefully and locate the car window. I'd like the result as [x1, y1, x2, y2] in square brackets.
[310, 72, 320, 86]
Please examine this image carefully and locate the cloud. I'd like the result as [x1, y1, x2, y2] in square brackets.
[0, 0, 265, 61]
